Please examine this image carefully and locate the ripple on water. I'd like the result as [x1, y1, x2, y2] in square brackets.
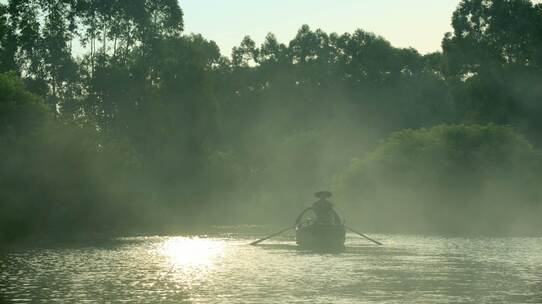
[1, 233, 542, 303]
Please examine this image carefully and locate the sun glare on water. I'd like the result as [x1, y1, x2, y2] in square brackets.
[159, 237, 226, 269]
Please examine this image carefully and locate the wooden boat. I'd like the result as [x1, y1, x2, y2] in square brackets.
[292, 191, 346, 250]
[250, 188, 381, 247]
[295, 220, 346, 250]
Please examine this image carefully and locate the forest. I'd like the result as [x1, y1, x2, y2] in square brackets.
[1, 0, 542, 244]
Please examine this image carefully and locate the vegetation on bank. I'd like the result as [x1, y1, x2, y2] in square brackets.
[333, 124, 542, 234]
[0, 73, 142, 243]
[1, 0, 542, 242]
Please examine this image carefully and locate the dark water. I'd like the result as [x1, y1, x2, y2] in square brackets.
[1, 229, 541, 303]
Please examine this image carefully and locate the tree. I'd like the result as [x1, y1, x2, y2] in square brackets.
[443, 0, 542, 143]
[232, 35, 258, 67]
[333, 124, 542, 234]
[0, 3, 18, 73]
[0, 72, 144, 243]
[443, 0, 542, 77]
[0, 72, 48, 138]
[257, 33, 289, 66]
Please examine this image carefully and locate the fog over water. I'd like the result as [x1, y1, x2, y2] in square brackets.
[1, 229, 541, 303]
[2, 0, 542, 302]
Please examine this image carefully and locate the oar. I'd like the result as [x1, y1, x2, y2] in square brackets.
[250, 226, 293, 245]
[345, 225, 383, 245]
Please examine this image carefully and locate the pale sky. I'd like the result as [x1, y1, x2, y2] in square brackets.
[181, 0, 463, 56]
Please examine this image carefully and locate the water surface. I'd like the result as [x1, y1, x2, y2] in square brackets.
[1, 229, 541, 303]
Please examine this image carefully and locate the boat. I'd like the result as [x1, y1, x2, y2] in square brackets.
[293, 191, 346, 250]
[250, 192, 381, 247]
[250, 189, 381, 247]
[295, 219, 346, 250]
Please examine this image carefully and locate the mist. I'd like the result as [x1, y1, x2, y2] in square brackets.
[1, 0, 542, 247]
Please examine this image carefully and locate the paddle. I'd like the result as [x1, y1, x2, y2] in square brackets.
[345, 225, 383, 245]
[249, 226, 293, 245]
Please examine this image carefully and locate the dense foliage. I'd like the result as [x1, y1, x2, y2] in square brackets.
[333, 124, 542, 234]
[1, 0, 542, 242]
[0, 73, 145, 243]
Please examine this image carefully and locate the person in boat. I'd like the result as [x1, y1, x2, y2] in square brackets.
[295, 191, 342, 225]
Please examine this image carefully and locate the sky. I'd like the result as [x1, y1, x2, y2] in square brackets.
[181, 0, 463, 56]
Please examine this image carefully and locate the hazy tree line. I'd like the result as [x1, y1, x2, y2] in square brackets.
[1, 0, 541, 243]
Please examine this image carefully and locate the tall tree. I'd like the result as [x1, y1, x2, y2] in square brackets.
[0, 4, 18, 73]
[442, 0, 542, 142]
[443, 0, 542, 77]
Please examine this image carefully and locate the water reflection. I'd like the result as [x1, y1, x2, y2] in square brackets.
[154, 236, 227, 295]
[0, 233, 541, 303]
[159, 237, 225, 269]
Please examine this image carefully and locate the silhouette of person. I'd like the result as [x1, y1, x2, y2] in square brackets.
[312, 198, 342, 224]
[295, 191, 341, 225]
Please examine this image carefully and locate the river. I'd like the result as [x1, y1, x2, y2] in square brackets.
[1, 228, 541, 303]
